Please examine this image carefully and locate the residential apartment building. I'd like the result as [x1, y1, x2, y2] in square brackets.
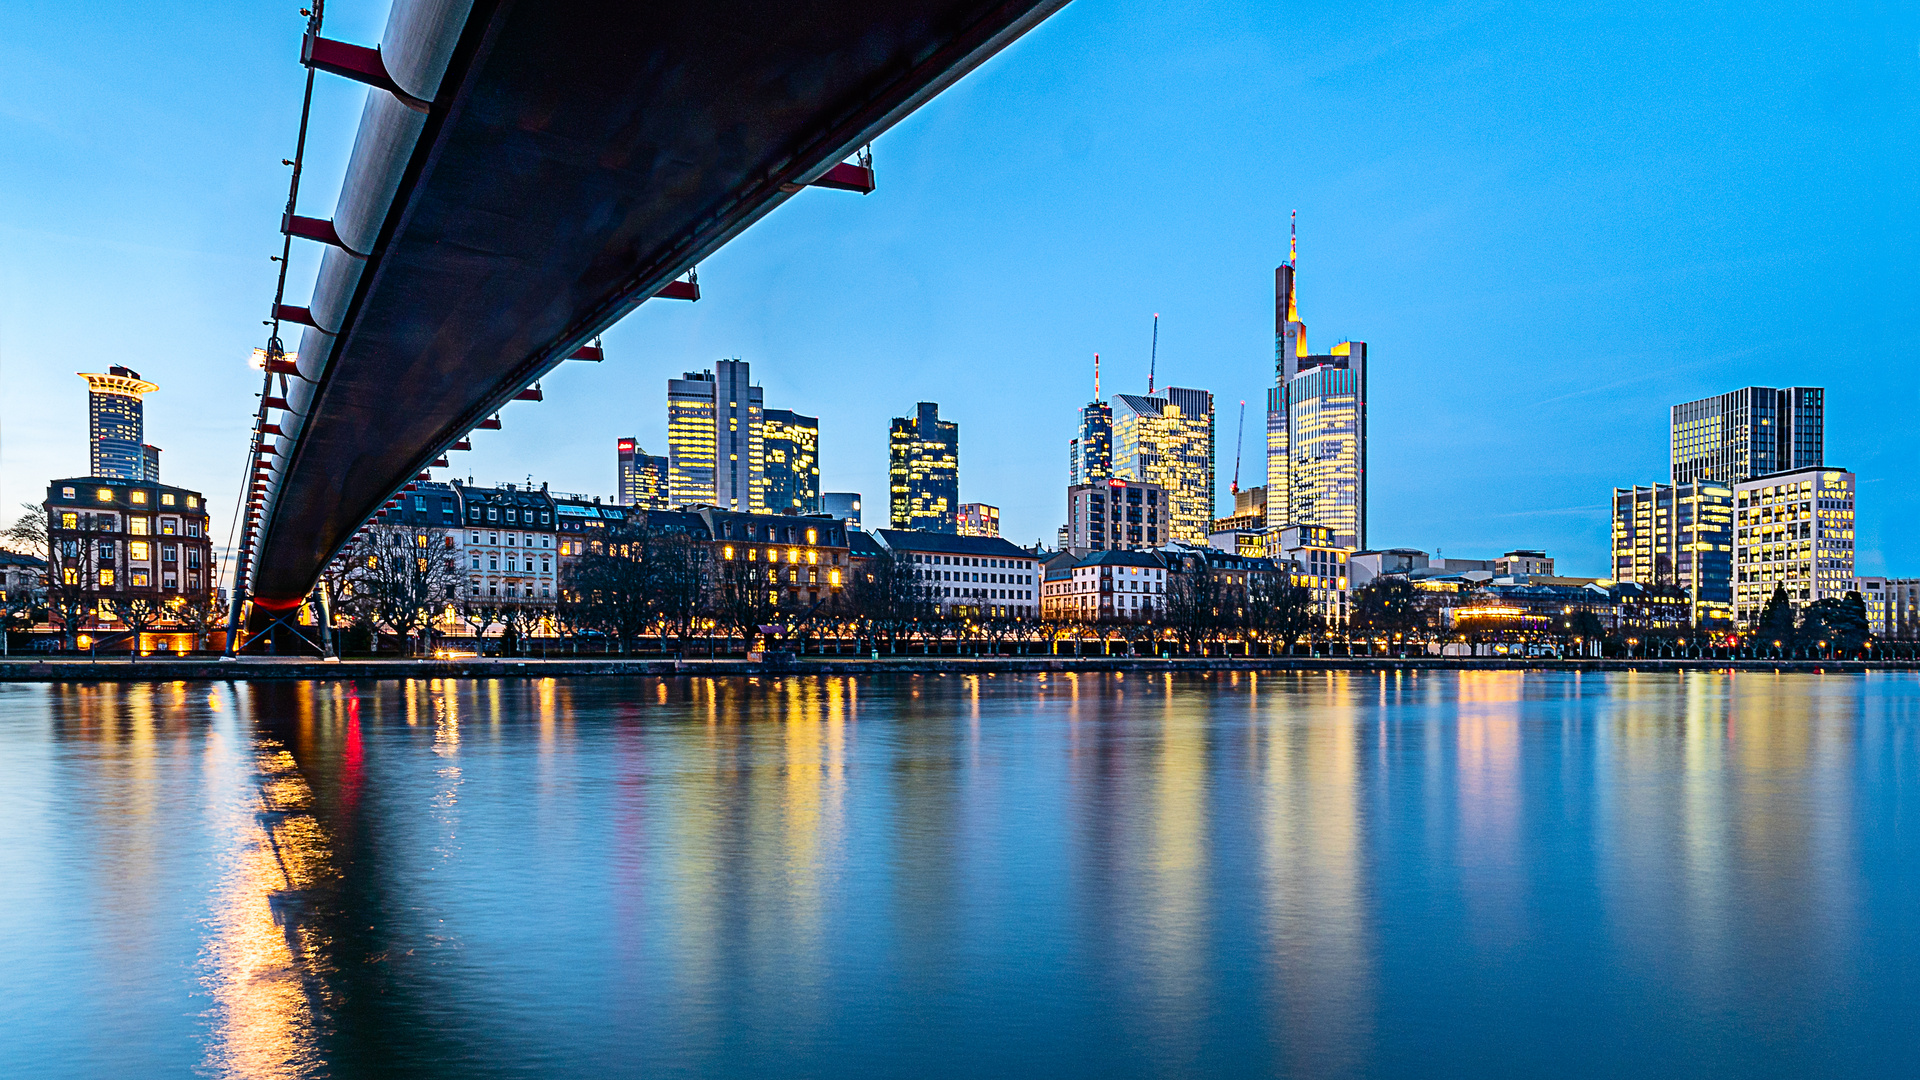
[668, 360, 764, 511]
[453, 482, 559, 602]
[1610, 482, 1735, 627]
[617, 439, 669, 509]
[1732, 467, 1855, 629]
[1672, 386, 1823, 485]
[889, 402, 959, 532]
[707, 509, 851, 607]
[762, 409, 820, 515]
[1112, 387, 1214, 544]
[1046, 549, 1165, 622]
[1066, 478, 1166, 552]
[877, 530, 1038, 618]
[1852, 577, 1889, 638]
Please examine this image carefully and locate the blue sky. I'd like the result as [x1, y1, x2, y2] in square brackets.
[2, 0, 1915, 574]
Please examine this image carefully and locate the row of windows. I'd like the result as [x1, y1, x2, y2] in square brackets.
[60, 485, 198, 509]
[57, 512, 202, 537]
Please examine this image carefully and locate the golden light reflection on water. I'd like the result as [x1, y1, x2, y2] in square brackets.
[1258, 671, 1371, 1076]
[200, 735, 337, 1079]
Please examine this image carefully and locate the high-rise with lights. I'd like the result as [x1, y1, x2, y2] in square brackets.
[1068, 353, 1112, 487]
[1112, 387, 1214, 545]
[616, 439, 669, 509]
[889, 402, 959, 532]
[80, 367, 161, 481]
[762, 409, 820, 515]
[1264, 222, 1367, 550]
[1671, 387, 1823, 485]
[667, 360, 764, 512]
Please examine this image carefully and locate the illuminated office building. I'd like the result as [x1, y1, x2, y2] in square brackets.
[1263, 239, 1367, 549]
[1068, 354, 1112, 487]
[667, 360, 763, 511]
[889, 402, 959, 532]
[762, 409, 820, 515]
[1610, 481, 1735, 627]
[1672, 386, 1822, 485]
[616, 438, 669, 509]
[821, 492, 862, 526]
[1112, 387, 1214, 545]
[957, 503, 1000, 538]
[1068, 478, 1165, 552]
[80, 367, 161, 481]
[1732, 467, 1855, 629]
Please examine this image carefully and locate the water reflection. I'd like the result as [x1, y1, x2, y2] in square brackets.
[2, 672, 1918, 1078]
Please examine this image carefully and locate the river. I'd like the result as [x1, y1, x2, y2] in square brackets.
[1, 671, 1915, 1077]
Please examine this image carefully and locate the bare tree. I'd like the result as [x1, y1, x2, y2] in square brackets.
[344, 524, 462, 654]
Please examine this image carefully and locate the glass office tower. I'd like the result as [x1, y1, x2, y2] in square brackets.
[1264, 256, 1367, 549]
[889, 402, 959, 532]
[1671, 387, 1823, 485]
[617, 438, 670, 509]
[762, 409, 820, 515]
[667, 360, 764, 511]
[81, 367, 159, 480]
[1112, 387, 1215, 545]
[1611, 481, 1735, 627]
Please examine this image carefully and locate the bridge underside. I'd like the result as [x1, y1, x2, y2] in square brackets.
[248, 0, 1066, 607]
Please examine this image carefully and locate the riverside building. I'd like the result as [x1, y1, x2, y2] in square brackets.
[877, 530, 1038, 618]
[668, 360, 764, 511]
[1732, 467, 1855, 629]
[1610, 482, 1735, 628]
[453, 482, 558, 602]
[1671, 386, 1823, 485]
[1263, 229, 1367, 549]
[1111, 387, 1215, 545]
[43, 477, 215, 650]
[889, 402, 959, 532]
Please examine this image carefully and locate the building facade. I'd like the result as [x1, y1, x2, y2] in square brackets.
[668, 360, 764, 511]
[1067, 477, 1166, 552]
[1672, 386, 1823, 486]
[453, 482, 559, 602]
[705, 509, 851, 608]
[877, 530, 1038, 618]
[1068, 401, 1113, 487]
[1851, 577, 1889, 638]
[1047, 549, 1166, 622]
[1610, 482, 1734, 628]
[1889, 579, 1920, 641]
[1112, 387, 1214, 545]
[617, 439, 669, 509]
[1273, 523, 1351, 625]
[761, 409, 820, 515]
[956, 503, 1000, 538]
[81, 368, 161, 481]
[889, 402, 959, 532]
[1264, 256, 1368, 554]
[820, 492, 862, 527]
[44, 477, 216, 648]
[1732, 467, 1855, 629]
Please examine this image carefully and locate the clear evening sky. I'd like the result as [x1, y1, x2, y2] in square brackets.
[3, 1, 1914, 575]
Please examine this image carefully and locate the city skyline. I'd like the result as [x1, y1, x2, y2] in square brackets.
[1, 1, 1912, 578]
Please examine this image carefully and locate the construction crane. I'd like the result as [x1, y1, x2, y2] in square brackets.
[1231, 399, 1246, 495]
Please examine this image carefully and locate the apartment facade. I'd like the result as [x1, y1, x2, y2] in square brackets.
[1732, 467, 1855, 629]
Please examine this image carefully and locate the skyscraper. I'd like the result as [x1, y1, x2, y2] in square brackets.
[1733, 467, 1855, 629]
[762, 409, 820, 515]
[1671, 387, 1823, 485]
[667, 360, 764, 511]
[80, 367, 159, 481]
[617, 438, 669, 509]
[1263, 224, 1367, 549]
[956, 503, 1000, 538]
[1112, 386, 1215, 545]
[889, 402, 959, 532]
[1068, 353, 1112, 487]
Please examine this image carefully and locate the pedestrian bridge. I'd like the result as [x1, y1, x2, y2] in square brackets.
[241, 0, 1068, 622]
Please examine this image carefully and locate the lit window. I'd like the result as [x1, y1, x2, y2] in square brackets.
[161, 493, 175, 506]
[62, 513, 77, 529]
[130, 542, 150, 561]
[724, 546, 735, 560]
[96, 488, 113, 502]
[99, 569, 115, 586]
[131, 491, 147, 504]
[63, 487, 75, 498]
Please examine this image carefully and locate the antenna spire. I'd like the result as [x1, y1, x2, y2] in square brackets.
[1147, 313, 1159, 395]
[1289, 209, 1297, 266]
[1093, 352, 1100, 401]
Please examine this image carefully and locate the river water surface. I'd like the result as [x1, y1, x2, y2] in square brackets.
[2, 671, 1917, 1078]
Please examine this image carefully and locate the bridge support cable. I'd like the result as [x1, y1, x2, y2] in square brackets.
[225, 0, 329, 657]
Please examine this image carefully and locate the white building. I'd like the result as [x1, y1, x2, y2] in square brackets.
[1732, 467, 1855, 629]
[875, 530, 1039, 618]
